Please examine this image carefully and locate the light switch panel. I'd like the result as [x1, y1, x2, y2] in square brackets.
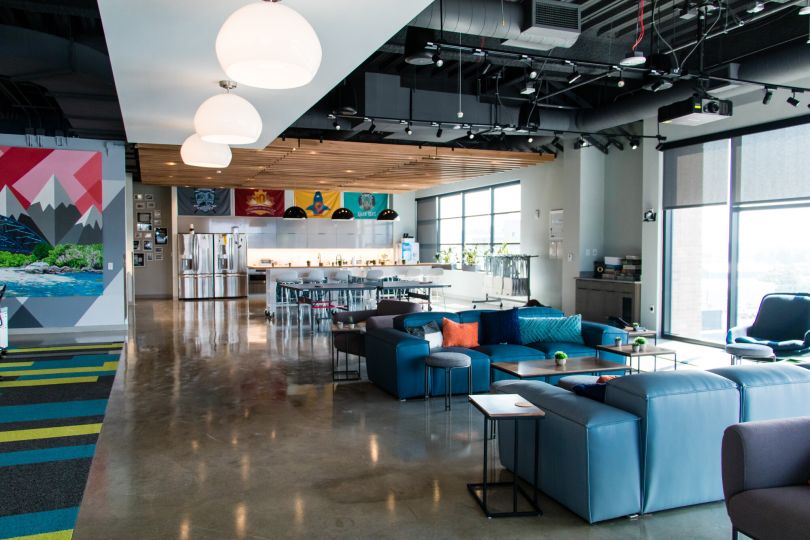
[107, 262, 113, 271]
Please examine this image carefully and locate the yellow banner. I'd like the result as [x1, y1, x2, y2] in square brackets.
[294, 190, 339, 218]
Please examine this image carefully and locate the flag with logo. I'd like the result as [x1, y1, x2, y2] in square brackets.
[235, 188, 284, 217]
[294, 190, 339, 218]
[177, 188, 231, 216]
[343, 192, 389, 219]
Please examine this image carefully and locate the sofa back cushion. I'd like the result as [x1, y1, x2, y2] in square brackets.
[394, 311, 458, 332]
[517, 306, 565, 319]
[709, 364, 810, 422]
[520, 314, 585, 345]
[480, 308, 522, 345]
[406, 320, 443, 350]
[376, 299, 422, 317]
[441, 318, 479, 348]
[749, 293, 810, 342]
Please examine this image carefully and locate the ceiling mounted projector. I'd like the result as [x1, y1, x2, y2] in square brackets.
[658, 94, 733, 126]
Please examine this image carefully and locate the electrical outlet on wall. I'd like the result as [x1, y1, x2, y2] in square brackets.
[592, 248, 598, 257]
[107, 262, 113, 271]
[567, 252, 574, 262]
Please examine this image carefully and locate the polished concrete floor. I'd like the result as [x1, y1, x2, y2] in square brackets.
[73, 297, 733, 539]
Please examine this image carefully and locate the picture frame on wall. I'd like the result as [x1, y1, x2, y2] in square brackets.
[135, 202, 146, 210]
[135, 232, 143, 239]
[146, 253, 154, 262]
[155, 254, 163, 261]
[154, 210, 162, 218]
[134, 193, 144, 201]
[137, 212, 151, 223]
[146, 201, 156, 209]
[155, 247, 163, 254]
[144, 193, 154, 200]
[155, 227, 168, 245]
[136, 222, 152, 232]
[143, 240, 153, 251]
[133, 240, 140, 250]
[134, 253, 145, 267]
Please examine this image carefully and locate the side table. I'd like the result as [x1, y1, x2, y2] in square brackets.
[467, 394, 545, 518]
[596, 344, 678, 373]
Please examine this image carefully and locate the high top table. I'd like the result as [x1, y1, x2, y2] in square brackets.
[595, 344, 678, 373]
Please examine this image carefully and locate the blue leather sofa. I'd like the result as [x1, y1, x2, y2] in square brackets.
[364, 307, 628, 400]
[493, 364, 810, 523]
[726, 293, 810, 357]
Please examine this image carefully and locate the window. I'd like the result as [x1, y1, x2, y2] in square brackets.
[663, 122, 810, 344]
[417, 182, 521, 264]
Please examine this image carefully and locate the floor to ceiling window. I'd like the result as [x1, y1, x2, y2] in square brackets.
[663, 122, 810, 344]
[415, 182, 521, 265]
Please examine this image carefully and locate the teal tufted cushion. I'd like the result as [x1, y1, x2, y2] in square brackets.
[520, 315, 584, 345]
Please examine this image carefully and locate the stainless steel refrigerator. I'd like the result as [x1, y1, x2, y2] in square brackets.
[177, 233, 247, 300]
[213, 233, 248, 298]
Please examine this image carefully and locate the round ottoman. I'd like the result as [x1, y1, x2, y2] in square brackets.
[424, 352, 472, 411]
[725, 343, 776, 365]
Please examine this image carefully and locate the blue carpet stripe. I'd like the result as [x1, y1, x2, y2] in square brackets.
[0, 355, 116, 371]
[0, 400, 108, 424]
[15, 371, 116, 381]
[0, 507, 79, 538]
[0, 444, 96, 467]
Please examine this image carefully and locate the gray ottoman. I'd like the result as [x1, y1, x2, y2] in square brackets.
[424, 352, 472, 411]
[725, 343, 775, 365]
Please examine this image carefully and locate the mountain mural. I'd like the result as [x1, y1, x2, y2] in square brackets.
[0, 146, 104, 297]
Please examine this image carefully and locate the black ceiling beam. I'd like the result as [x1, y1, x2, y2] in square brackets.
[0, 0, 100, 19]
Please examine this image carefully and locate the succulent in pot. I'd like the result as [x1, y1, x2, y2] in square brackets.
[554, 351, 568, 366]
[633, 336, 647, 352]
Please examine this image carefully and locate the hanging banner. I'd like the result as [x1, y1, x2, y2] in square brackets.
[177, 188, 231, 216]
[234, 188, 284, 217]
[294, 190, 338, 218]
[343, 192, 389, 219]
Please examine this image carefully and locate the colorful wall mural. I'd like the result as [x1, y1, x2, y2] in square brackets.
[0, 146, 104, 297]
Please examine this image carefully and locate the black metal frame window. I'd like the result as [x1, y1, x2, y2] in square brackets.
[416, 181, 521, 264]
[662, 119, 810, 345]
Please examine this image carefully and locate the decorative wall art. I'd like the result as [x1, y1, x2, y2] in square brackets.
[177, 187, 231, 216]
[294, 190, 339, 218]
[234, 188, 284, 217]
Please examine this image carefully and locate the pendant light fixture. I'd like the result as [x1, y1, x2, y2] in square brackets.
[282, 206, 307, 219]
[194, 81, 262, 145]
[376, 208, 399, 221]
[331, 207, 355, 220]
[216, 0, 322, 90]
[180, 134, 232, 168]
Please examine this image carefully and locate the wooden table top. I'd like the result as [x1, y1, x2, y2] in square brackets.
[331, 322, 366, 334]
[468, 394, 546, 419]
[596, 344, 675, 357]
[626, 329, 657, 339]
[491, 356, 626, 379]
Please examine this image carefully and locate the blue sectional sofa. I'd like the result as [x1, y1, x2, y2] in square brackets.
[492, 363, 810, 523]
[364, 307, 628, 400]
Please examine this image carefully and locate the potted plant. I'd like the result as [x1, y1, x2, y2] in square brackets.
[613, 336, 623, 347]
[554, 351, 568, 366]
[462, 246, 480, 272]
[633, 336, 647, 352]
[632, 322, 641, 331]
[497, 241, 510, 255]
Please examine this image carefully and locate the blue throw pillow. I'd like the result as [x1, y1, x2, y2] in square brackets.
[480, 308, 522, 345]
[519, 315, 584, 344]
[572, 383, 607, 402]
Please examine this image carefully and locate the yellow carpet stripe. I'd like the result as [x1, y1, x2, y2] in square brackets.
[0, 362, 35, 368]
[0, 423, 102, 443]
[5, 529, 74, 540]
[0, 376, 98, 388]
[0, 362, 118, 377]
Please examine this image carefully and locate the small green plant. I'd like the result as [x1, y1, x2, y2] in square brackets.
[554, 351, 568, 361]
[463, 246, 479, 266]
[634, 337, 647, 346]
[497, 242, 510, 255]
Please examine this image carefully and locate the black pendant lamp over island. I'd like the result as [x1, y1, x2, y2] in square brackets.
[282, 206, 307, 220]
[331, 207, 354, 220]
[376, 208, 399, 221]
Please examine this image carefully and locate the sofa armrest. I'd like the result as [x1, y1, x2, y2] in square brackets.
[364, 328, 430, 399]
[726, 325, 751, 344]
[581, 321, 628, 347]
[367, 314, 397, 330]
[722, 417, 810, 501]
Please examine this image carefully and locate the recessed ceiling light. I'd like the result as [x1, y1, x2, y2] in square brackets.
[165, 161, 177, 166]
[345, 169, 353, 173]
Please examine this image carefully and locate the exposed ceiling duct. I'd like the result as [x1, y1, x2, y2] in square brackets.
[409, 0, 581, 52]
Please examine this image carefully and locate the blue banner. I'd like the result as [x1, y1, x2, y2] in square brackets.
[344, 192, 389, 220]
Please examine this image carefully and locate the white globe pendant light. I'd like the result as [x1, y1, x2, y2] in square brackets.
[216, 1, 322, 89]
[180, 134, 232, 168]
[194, 81, 262, 145]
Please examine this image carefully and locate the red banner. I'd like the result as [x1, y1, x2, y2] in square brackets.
[234, 188, 284, 217]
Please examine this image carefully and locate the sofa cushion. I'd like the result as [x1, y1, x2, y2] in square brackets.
[393, 311, 458, 332]
[528, 341, 596, 359]
[572, 383, 607, 402]
[727, 486, 810, 540]
[519, 315, 584, 345]
[442, 318, 479, 348]
[473, 343, 543, 362]
[480, 308, 522, 345]
[558, 375, 600, 391]
[735, 336, 806, 352]
[406, 320, 443, 350]
[709, 364, 810, 422]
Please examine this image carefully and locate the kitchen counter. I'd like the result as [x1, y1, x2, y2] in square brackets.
[248, 263, 442, 270]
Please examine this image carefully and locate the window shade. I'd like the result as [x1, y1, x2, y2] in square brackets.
[735, 123, 810, 204]
[416, 197, 437, 262]
[663, 140, 730, 209]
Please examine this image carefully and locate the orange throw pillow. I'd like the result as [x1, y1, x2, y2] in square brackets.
[597, 375, 619, 384]
[442, 318, 479, 348]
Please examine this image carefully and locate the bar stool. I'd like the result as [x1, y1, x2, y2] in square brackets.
[424, 352, 473, 411]
[364, 269, 385, 307]
[332, 270, 352, 309]
[275, 270, 301, 308]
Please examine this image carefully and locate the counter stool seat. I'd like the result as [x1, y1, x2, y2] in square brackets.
[424, 352, 472, 411]
[725, 343, 776, 365]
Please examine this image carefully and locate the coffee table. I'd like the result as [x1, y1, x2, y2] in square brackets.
[626, 329, 657, 346]
[596, 344, 677, 373]
[330, 322, 366, 381]
[467, 394, 545, 518]
[491, 356, 630, 383]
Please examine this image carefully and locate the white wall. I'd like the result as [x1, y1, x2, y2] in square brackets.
[603, 148, 643, 256]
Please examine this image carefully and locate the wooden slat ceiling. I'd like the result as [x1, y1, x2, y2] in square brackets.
[137, 139, 554, 193]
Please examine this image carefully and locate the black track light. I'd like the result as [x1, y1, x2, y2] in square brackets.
[432, 50, 444, 67]
[762, 88, 773, 105]
[467, 129, 475, 140]
[367, 120, 376, 133]
[568, 70, 581, 85]
[787, 93, 800, 107]
[332, 120, 341, 130]
[529, 69, 538, 80]
[527, 136, 534, 143]
[405, 123, 413, 135]
[551, 136, 560, 146]
[630, 137, 640, 150]
[656, 142, 664, 151]
[436, 126, 443, 138]
[573, 136, 585, 150]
